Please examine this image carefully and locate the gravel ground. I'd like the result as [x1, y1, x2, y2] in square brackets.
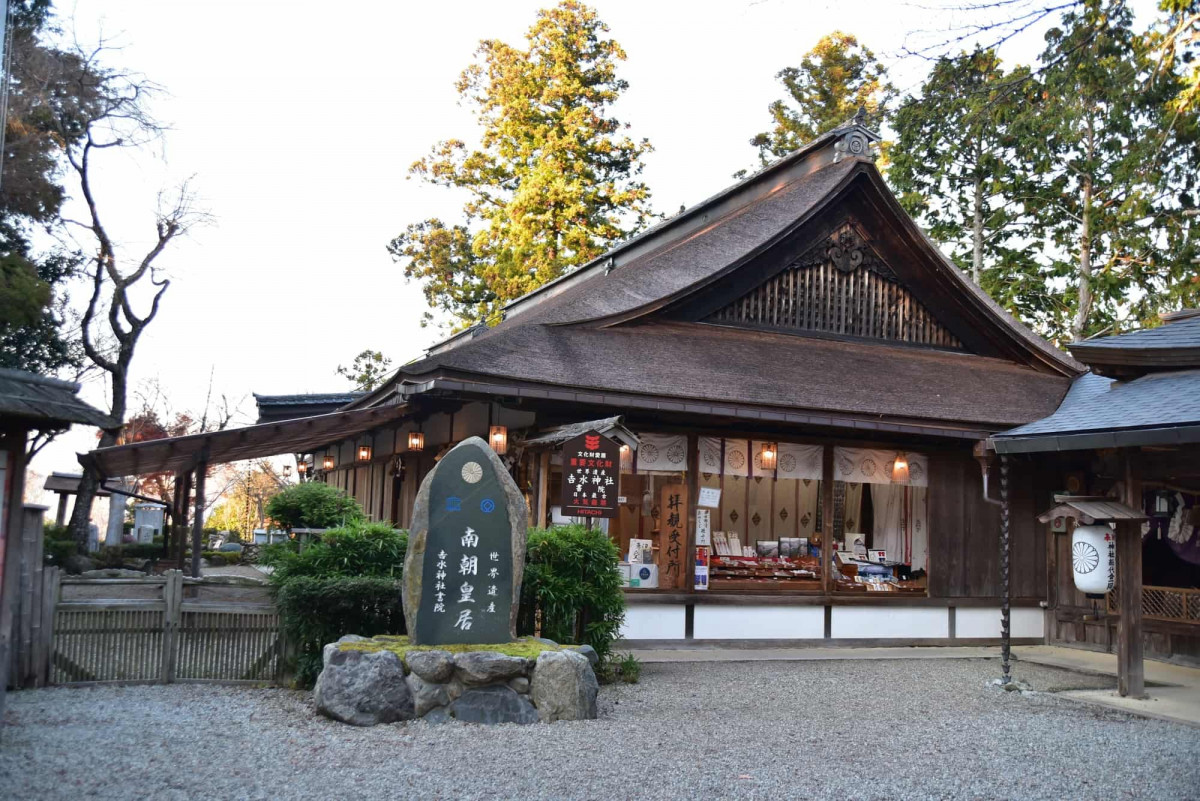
[2, 659, 1197, 801]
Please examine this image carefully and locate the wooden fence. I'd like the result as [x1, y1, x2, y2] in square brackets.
[12, 568, 288, 687]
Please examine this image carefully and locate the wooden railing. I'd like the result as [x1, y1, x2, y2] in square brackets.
[1108, 584, 1200, 625]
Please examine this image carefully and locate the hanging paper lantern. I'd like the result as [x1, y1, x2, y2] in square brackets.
[1072, 524, 1116, 595]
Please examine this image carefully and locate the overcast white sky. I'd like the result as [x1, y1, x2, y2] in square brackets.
[27, 0, 1156, 500]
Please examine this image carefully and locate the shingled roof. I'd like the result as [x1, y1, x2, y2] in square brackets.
[0, 368, 115, 430]
[341, 120, 1077, 434]
[404, 321, 1068, 429]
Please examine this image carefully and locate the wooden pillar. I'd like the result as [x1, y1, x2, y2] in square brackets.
[685, 433, 699, 593]
[1117, 450, 1144, 698]
[190, 463, 206, 578]
[535, 451, 550, 530]
[0, 428, 30, 727]
[55, 494, 69, 527]
[175, 471, 191, 572]
[821, 445, 834, 595]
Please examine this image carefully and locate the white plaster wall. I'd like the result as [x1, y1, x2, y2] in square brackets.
[831, 607, 949, 639]
[955, 607, 1001, 638]
[619, 605, 686, 640]
[693, 605, 824, 639]
[1012, 608, 1045, 638]
[956, 607, 1045, 639]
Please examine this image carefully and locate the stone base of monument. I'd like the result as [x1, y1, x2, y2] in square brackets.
[314, 635, 599, 726]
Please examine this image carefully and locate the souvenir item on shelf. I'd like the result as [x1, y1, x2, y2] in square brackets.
[756, 540, 779, 558]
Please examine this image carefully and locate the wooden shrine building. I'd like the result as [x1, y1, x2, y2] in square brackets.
[86, 116, 1091, 646]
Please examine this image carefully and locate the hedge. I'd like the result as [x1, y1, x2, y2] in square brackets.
[275, 576, 405, 686]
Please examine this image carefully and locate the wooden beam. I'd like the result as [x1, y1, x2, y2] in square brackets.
[1117, 450, 1145, 698]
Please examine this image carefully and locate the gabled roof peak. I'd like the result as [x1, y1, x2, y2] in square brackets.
[494, 123, 876, 329]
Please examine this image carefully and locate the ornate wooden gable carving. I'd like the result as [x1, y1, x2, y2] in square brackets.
[707, 221, 963, 350]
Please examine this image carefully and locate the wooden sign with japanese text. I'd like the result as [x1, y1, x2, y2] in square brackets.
[560, 431, 620, 519]
[659, 483, 688, 589]
[414, 440, 514, 644]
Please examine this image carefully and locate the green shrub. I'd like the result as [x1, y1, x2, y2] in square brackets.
[44, 523, 71, 540]
[275, 576, 405, 686]
[617, 652, 641, 683]
[200, 550, 240, 565]
[520, 524, 625, 664]
[265, 482, 364, 530]
[91, 544, 163, 567]
[44, 539, 76, 567]
[267, 522, 406, 583]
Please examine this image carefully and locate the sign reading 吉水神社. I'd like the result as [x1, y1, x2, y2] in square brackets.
[413, 439, 516, 645]
[559, 431, 620, 519]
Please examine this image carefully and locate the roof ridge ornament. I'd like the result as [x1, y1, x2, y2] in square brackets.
[833, 106, 880, 163]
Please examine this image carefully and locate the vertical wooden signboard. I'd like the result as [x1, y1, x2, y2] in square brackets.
[659, 483, 688, 589]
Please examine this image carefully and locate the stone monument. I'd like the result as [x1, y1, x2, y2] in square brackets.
[403, 436, 527, 644]
[314, 436, 599, 726]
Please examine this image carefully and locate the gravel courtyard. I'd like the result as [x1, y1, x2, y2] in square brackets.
[2, 658, 1197, 801]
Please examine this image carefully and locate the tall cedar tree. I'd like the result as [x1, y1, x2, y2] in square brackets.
[388, 1, 653, 329]
[0, 1, 93, 374]
[1024, 0, 1199, 341]
[750, 32, 894, 167]
[889, 49, 1055, 325]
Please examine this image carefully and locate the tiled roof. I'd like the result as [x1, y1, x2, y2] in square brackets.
[253, 393, 363, 406]
[993, 369, 1200, 448]
[1072, 314, 1200, 352]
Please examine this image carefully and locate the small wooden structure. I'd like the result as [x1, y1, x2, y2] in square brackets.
[1036, 496, 1148, 696]
[0, 368, 114, 725]
[42, 472, 111, 526]
[993, 311, 1200, 678]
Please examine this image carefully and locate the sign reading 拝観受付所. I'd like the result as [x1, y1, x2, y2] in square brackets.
[559, 431, 620, 519]
[414, 439, 514, 645]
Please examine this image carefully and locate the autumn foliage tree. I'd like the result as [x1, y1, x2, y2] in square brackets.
[387, 1, 654, 329]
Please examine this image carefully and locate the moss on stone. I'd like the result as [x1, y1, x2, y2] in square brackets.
[337, 635, 562, 661]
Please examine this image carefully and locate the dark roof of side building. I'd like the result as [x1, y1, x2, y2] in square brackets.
[0, 368, 116, 430]
[991, 370, 1200, 452]
[993, 313, 1200, 452]
[254, 392, 364, 424]
[1069, 312, 1200, 377]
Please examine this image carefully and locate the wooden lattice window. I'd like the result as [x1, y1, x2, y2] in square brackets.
[707, 222, 963, 350]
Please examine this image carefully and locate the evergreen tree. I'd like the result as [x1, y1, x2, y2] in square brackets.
[749, 32, 894, 167]
[889, 49, 1055, 324]
[336, 349, 392, 392]
[0, 1, 95, 374]
[1025, 0, 1199, 341]
[387, 1, 654, 329]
